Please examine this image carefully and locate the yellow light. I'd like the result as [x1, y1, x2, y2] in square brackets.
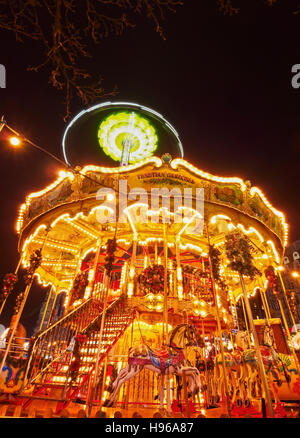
[292, 271, 299, 278]
[10, 136, 21, 146]
[128, 282, 133, 297]
[106, 193, 114, 201]
[278, 266, 284, 271]
[177, 267, 182, 282]
[178, 285, 183, 300]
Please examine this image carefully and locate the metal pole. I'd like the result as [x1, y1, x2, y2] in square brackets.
[0, 253, 23, 317]
[87, 272, 110, 417]
[239, 274, 274, 418]
[162, 218, 169, 345]
[241, 295, 252, 346]
[257, 277, 272, 320]
[91, 239, 102, 298]
[277, 270, 297, 328]
[208, 253, 232, 417]
[182, 370, 190, 418]
[38, 285, 55, 332]
[276, 297, 300, 375]
[99, 354, 108, 409]
[206, 225, 231, 417]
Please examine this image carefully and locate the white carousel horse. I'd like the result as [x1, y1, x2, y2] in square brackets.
[235, 327, 285, 405]
[103, 323, 203, 409]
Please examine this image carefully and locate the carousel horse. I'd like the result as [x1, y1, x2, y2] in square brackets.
[209, 345, 247, 407]
[235, 326, 287, 405]
[103, 323, 203, 409]
[261, 325, 291, 386]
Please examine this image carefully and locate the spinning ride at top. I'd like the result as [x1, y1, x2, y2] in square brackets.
[1, 101, 299, 418]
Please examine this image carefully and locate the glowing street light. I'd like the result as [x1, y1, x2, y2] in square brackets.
[0, 118, 119, 196]
[9, 136, 21, 146]
[292, 271, 299, 278]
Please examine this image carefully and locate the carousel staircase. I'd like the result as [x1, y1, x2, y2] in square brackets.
[18, 295, 134, 413]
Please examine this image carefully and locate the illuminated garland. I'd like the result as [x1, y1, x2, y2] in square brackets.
[23, 249, 43, 285]
[13, 249, 42, 315]
[104, 238, 117, 275]
[264, 266, 281, 297]
[0, 273, 18, 305]
[69, 271, 89, 305]
[181, 264, 208, 279]
[139, 264, 168, 294]
[209, 245, 227, 289]
[286, 290, 297, 317]
[225, 231, 261, 279]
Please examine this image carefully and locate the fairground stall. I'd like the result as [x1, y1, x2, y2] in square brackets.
[0, 102, 299, 418]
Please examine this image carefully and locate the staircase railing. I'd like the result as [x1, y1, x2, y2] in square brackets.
[55, 296, 134, 412]
[22, 295, 104, 389]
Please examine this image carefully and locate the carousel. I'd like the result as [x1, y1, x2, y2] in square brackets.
[0, 102, 299, 418]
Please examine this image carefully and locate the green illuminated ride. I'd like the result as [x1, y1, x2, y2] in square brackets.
[98, 111, 158, 165]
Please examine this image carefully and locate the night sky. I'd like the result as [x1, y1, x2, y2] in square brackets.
[0, 1, 300, 334]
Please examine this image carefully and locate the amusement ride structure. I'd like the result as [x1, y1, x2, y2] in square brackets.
[0, 102, 299, 418]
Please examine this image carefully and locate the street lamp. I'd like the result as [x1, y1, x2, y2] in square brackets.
[0, 117, 121, 194]
[1, 117, 69, 168]
[9, 136, 21, 147]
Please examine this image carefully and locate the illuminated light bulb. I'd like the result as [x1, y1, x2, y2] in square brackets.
[128, 282, 133, 297]
[178, 285, 183, 299]
[106, 193, 114, 201]
[10, 136, 21, 146]
[292, 271, 299, 278]
[177, 267, 182, 282]
[129, 266, 135, 279]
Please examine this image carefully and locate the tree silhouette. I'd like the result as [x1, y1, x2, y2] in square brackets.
[1, 1, 298, 117]
[0, 0, 182, 118]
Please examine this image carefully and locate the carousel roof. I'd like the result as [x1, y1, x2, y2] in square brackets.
[15, 155, 288, 299]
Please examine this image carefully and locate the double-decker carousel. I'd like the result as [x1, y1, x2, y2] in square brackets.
[0, 102, 299, 418]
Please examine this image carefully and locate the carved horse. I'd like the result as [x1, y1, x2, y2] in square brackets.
[235, 326, 288, 405]
[211, 347, 247, 406]
[103, 323, 203, 409]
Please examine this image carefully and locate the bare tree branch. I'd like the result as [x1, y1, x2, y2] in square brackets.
[1, 1, 297, 118]
[0, 0, 183, 118]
